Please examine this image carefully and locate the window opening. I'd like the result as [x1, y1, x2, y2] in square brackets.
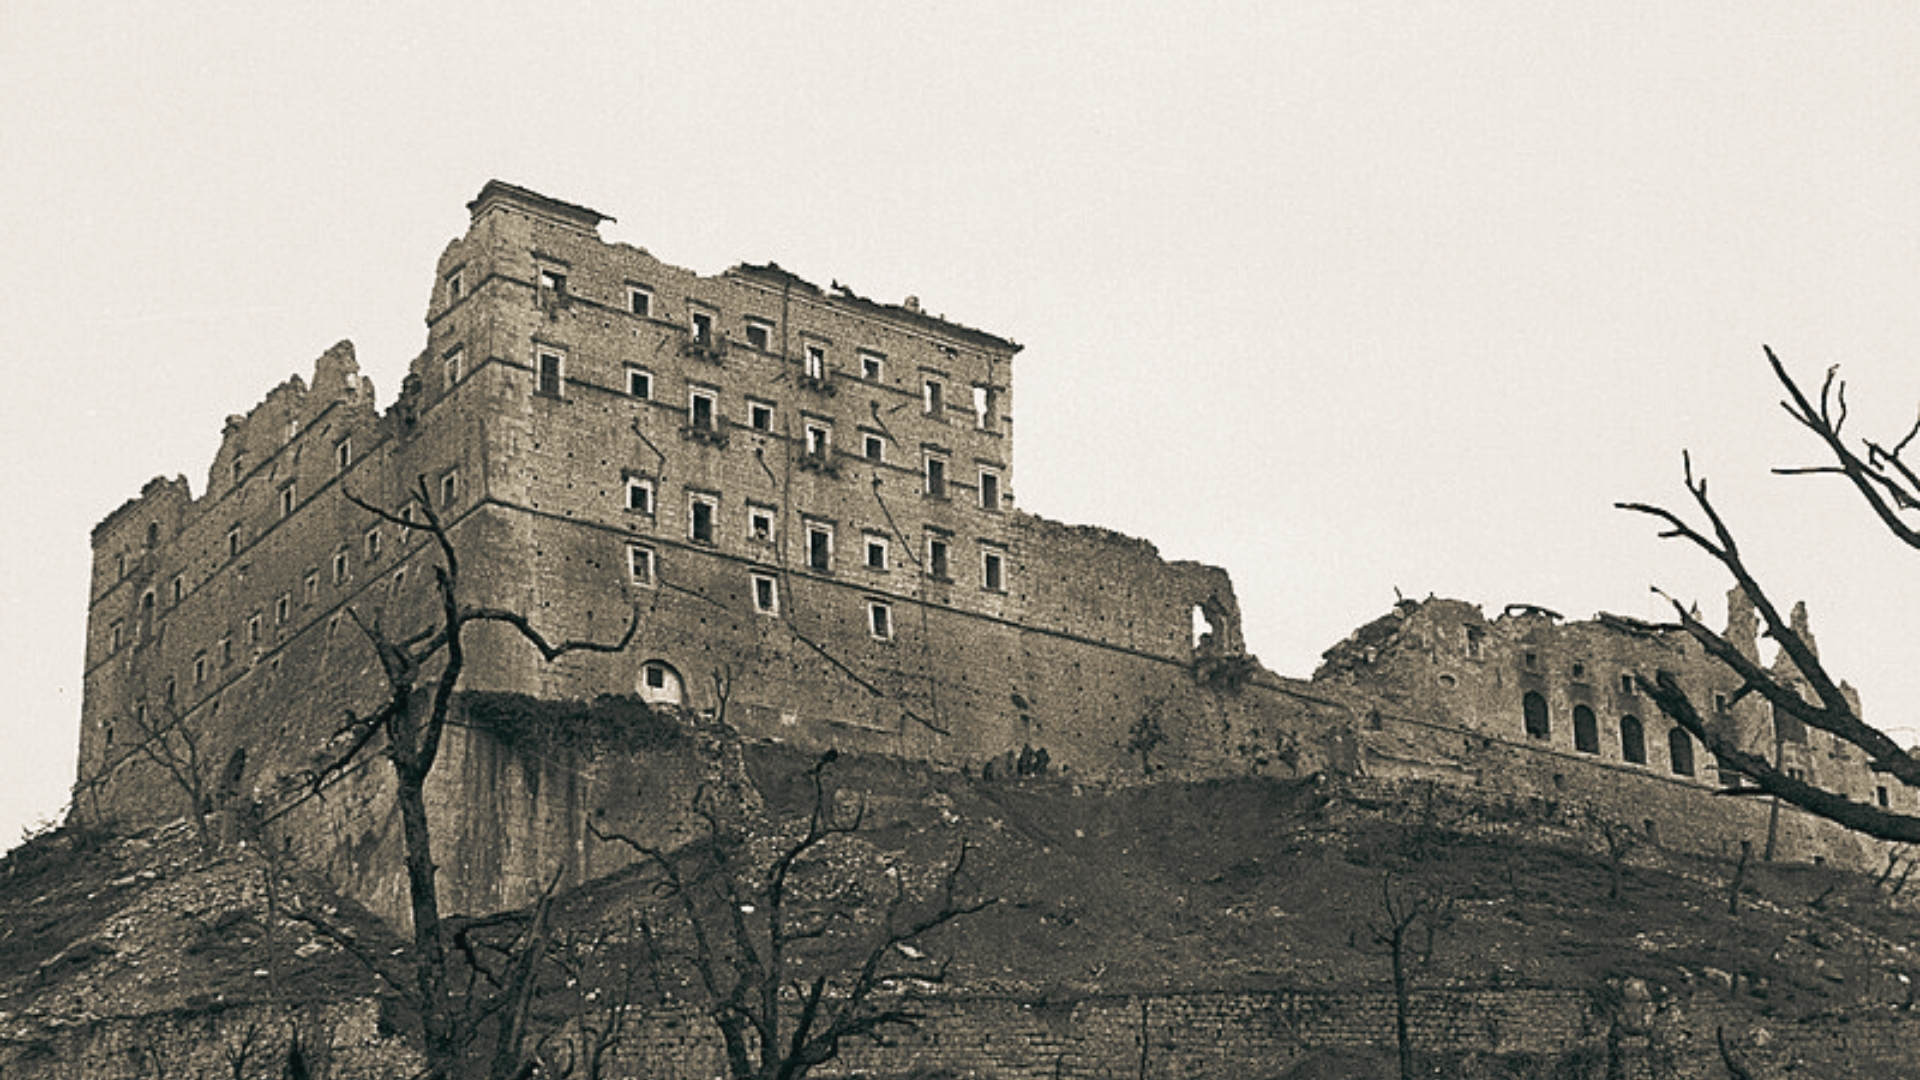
[366, 528, 381, 562]
[629, 545, 656, 586]
[629, 287, 652, 317]
[627, 477, 655, 514]
[445, 270, 463, 301]
[752, 573, 779, 615]
[444, 347, 464, 389]
[1668, 727, 1695, 776]
[628, 368, 653, 399]
[863, 433, 885, 462]
[1621, 673, 1636, 695]
[979, 469, 1001, 511]
[748, 506, 775, 543]
[1573, 704, 1599, 754]
[638, 660, 684, 705]
[336, 438, 352, 473]
[690, 390, 717, 431]
[924, 379, 944, 416]
[170, 576, 183, 603]
[440, 470, 459, 507]
[925, 455, 948, 498]
[982, 549, 1005, 592]
[928, 536, 950, 580]
[691, 310, 714, 345]
[304, 571, 319, 604]
[860, 351, 884, 381]
[868, 601, 893, 641]
[536, 350, 564, 397]
[749, 402, 773, 432]
[804, 343, 827, 380]
[745, 319, 772, 350]
[807, 524, 833, 571]
[332, 550, 349, 585]
[276, 594, 290, 625]
[689, 496, 716, 545]
[973, 385, 993, 429]
[805, 422, 831, 459]
[1621, 715, 1646, 764]
[865, 536, 888, 571]
[280, 485, 296, 518]
[1522, 691, 1550, 740]
[538, 267, 567, 294]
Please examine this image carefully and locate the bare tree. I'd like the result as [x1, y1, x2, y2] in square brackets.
[301, 476, 638, 1078]
[1620, 349, 1920, 843]
[1364, 872, 1453, 1080]
[591, 749, 994, 1080]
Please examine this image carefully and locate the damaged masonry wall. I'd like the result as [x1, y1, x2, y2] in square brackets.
[75, 182, 1341, 922]
[1313, 593, 1907, 871]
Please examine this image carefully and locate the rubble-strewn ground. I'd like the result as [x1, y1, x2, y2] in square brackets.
[8, 743, 1920, 1075]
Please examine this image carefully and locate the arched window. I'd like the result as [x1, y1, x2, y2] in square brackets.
[1573, 704, 1599, 754]
[637, 660, 684, 706]
[1668, 727, 1695, 777]
[1522, 691, 1550, 740]
[1621, 714, 1646, 765]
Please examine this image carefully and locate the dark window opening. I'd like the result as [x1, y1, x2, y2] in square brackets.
[1522, 691, 1550, 740]
[1573, 704, 1599, 754]
[628, 369, 652, 399]
[1668, 727, 1695, 776]
[537, 352, 564, 397]
[690, 500, 715, 545]
[539, 268, 567, 293]
[928, 537, 950, 579]
[863, 434, 884, 462]
[691, 311, 714, 344]
[691, 393, 716, 431]
[980, 470, 1001, 511]
[808, 527, 832, 571]
[745, 321, 771, 350]
[1621, 714, 1646, 764]
[983, 550, 1005, 592]
[749, 403, 773, 431]
[925, 456, 947, 498]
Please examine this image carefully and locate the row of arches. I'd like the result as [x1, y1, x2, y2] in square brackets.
[1522, 691, 1693, 775]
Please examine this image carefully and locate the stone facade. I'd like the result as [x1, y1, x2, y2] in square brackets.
[77, 182, 1323, 919]
[76, 181, 1906, 922]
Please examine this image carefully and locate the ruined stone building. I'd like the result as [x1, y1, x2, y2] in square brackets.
[77, 182, 1907, 920]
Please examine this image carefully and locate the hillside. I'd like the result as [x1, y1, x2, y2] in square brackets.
[7, 747, 1920, 1077]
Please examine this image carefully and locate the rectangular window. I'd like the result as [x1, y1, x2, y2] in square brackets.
[804, 343, 827, 380]
[865, 535, 889, 571]
[982, 549, 1005, 592]
[860, 351, 884, 381]
[629, 286, 653, 317]
[109, 620, 124, 652]
[690, 389, 717, 431]
[626, 476, 655, 514]
[924, 454, 948, 499]
[366, 528, 382, 562]
[627, 368, 653, 399]
[924, 379, 944, 416]
[280, 484, 296, 518]
[973, 385, 994, 429]
[539, 267, 568, 293]
[332, 550, 349, 585]
[868, 601, 893, 641]
[170, 576, 183, 603]
[979, 469, 1001, 511]
[164, 678, 176, 708]
[248, 614, 262, 644]
[745, 319, 772, 350]
[445, 269, 463, 301]
[536, 350, 565, 397]
[690, 309, 715, 345]
[440, 470, 459, 508]
[805, 422, 831, 459]
[748, 401, 774, 432]
[275, 593, 290, 625]
[689, 494, 717, 545]
[751, 573, 779, 615]
[193, 654, 207, 685]
[928, 536, 950, 580]
[444, 347, 464, 389]
[748, 505, 775, 543]
[1878, 785, 1891, 808]
[628, 545, 656, 587]
[336, 438, 353, 473]
[220, 637, 232, 666]
[304, 571, 319, 604]
[863, 433, 885, 462]
[1620, 673, 1636, 695]
[807, 523, 833, 571]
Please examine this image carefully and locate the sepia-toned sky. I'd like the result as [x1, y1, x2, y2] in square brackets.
[6, 3, 1920, 851]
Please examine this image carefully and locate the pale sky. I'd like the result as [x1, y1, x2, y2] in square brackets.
[7, 3, 1920, 851]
